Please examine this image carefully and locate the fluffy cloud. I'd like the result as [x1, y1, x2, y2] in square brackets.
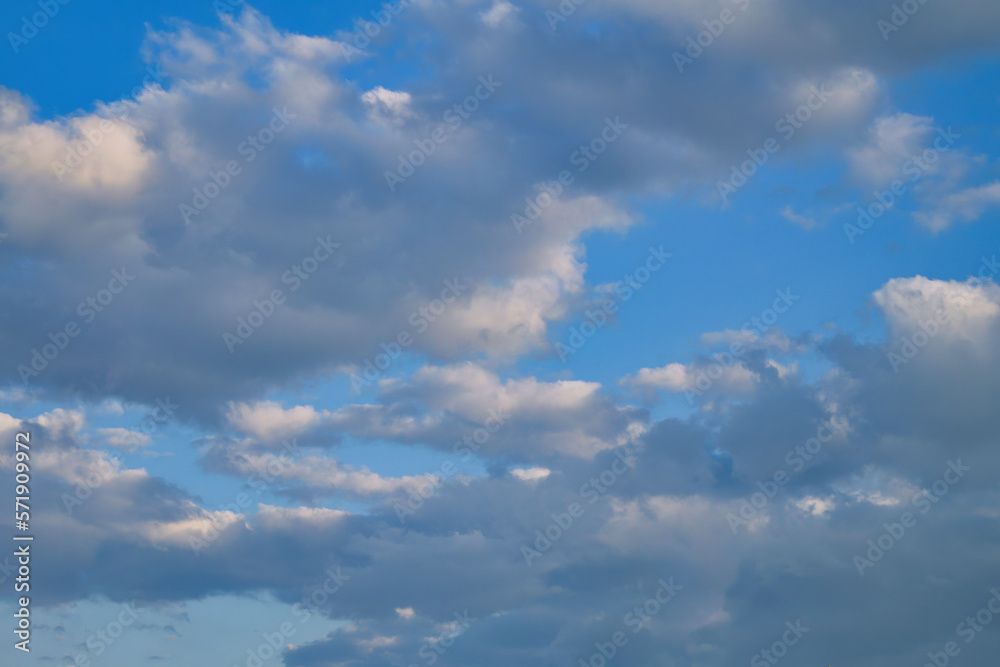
[220, 363, 645, 463]
[3, 275, 1000, 666]
[915, 180, 1000, 232]
[4, 0, 995, 421]
[624, 360, 760, 397]
[0, 9, 637, 420]
[847, 113, 934, 185]
[2, 3, 1000, 666]
[225, 400, 321, 440]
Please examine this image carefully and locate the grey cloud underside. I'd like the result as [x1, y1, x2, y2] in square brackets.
[1, 2, 999, 666]
[8, 284, 1000, 666]
[1, 1, 997, 420]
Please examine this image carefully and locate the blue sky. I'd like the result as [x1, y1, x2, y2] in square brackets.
[1, 1, 1000, 666]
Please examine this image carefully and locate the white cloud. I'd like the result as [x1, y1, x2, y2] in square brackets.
[98, 427, 153, 450]
[226, 401, 322, 440]
[847, 113, 934, 185]
[34, 408, 86, 441]
[5, 4, 1000, 664]
[212, 446, 437, 497]
[833, 466, 921, 507]
[138, 507, 242, 548]
[915, 180, 1000, 232]
[361, 86, 414, 125]
[793, 495, 836, 517]
[779, 205, 817, 229]
[873, 275, 1000, 344]
[314, 363, 644, 459]
[623, 361, 759, 396]
[255, 504, 350, 527]
[480, 0, 518, 27]
[698, 328, 797, 353]
[510, 467, 551, 482]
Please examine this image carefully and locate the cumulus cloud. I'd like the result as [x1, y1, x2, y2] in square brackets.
[201, 442, 438, 498]
[97, 427, 154, 450]
[847, 113, 934, 185]
[915, 180, 1000, 232]
[3, 274, 1000, 666]
[873, 275, 1000, 344]
[624, 361, 759, 396]
[225, 400, 321, 441]
[360, 86, 414, 125]
[0, 8, 638, 420]
[1, 1, 994, 423]
[480, 0, 519, 27]
[211, 363, 644, 471]
[2, 3, 1000, 666]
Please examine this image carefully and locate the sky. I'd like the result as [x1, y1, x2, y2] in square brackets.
[1, 0, 999, 665]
